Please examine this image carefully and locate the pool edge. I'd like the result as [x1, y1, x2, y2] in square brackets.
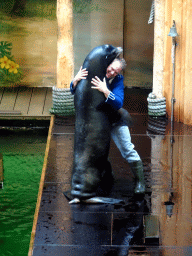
[28, 115, 55, 256]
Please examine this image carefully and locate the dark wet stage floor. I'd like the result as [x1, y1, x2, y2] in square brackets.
[32, 88, 192, 256]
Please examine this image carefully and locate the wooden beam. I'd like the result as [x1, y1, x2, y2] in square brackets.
[165, 0, 183, 123]
[0, 87, 4, 104]
[153, 0, 165, 98]
[173, 0, 183, 123]
[163, 0, 192, 125]
[163, 0, 173, 117]
[14, 87, 33, 115]
[180, 0, 187, 123]
[0, 110, 21, 115]
[42, 88, 53, 116]
[27, 88, 47, 116]
[0, 87, 18, 110]
[183, 0, 192, 124]
[57, 0, 74, 88]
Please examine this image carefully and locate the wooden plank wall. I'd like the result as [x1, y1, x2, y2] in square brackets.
[163, 0, 192, 125]
[159, 134, 192, 251]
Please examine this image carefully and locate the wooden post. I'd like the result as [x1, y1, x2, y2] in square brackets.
[183, 0, 192, 124]
[153, 0, 165, 98]
[163, 0, 192, 125]
[57, 0, 74, 88]
[50, 0, 75, 116]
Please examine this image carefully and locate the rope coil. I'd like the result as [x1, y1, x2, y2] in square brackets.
[148, 0, 155, 24]
[147, 116, 167, 136]
[147, 92, 166, 116]
[50, 86, 75, 116]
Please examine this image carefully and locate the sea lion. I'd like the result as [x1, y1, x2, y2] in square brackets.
[71, 44, 122, 200]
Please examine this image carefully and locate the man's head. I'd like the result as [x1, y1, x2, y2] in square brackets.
[106, 58, 127, 79]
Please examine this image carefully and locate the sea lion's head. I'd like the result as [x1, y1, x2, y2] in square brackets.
[83, 44, 123, 77]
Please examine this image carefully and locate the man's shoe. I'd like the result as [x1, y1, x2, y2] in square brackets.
[129, 160, 145, 194]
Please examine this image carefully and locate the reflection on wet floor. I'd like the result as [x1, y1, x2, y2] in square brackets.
[32, 89, 192, 256]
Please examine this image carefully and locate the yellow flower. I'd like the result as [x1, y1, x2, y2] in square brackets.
[0, 56, 11, 69]
[8, 61, 19, 74]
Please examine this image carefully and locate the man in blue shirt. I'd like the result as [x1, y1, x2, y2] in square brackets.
[70, 58, 145, 194]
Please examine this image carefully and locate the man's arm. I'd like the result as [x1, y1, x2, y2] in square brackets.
[105, 76, 124, 110]
[91, 76, 110, 98]
[70, 66, 88, 94]
[91, 75, 124, 110]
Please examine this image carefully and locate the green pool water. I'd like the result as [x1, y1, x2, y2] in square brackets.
[0, 129, 48, 256]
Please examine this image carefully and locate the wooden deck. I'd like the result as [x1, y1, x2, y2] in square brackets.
[0, 87, 52, 120]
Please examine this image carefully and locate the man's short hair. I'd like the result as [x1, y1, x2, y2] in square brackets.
[114, 58, 127, 70]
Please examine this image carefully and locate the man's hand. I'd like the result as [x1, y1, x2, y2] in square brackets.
[91, 76, 110, 98]
[72, 66, 88, 88]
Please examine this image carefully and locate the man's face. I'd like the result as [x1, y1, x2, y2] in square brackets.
[106, 60, 122, 79]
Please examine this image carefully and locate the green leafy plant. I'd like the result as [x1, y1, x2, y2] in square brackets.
[0, 41, 23, 86]
[0, 41, 12, 57]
